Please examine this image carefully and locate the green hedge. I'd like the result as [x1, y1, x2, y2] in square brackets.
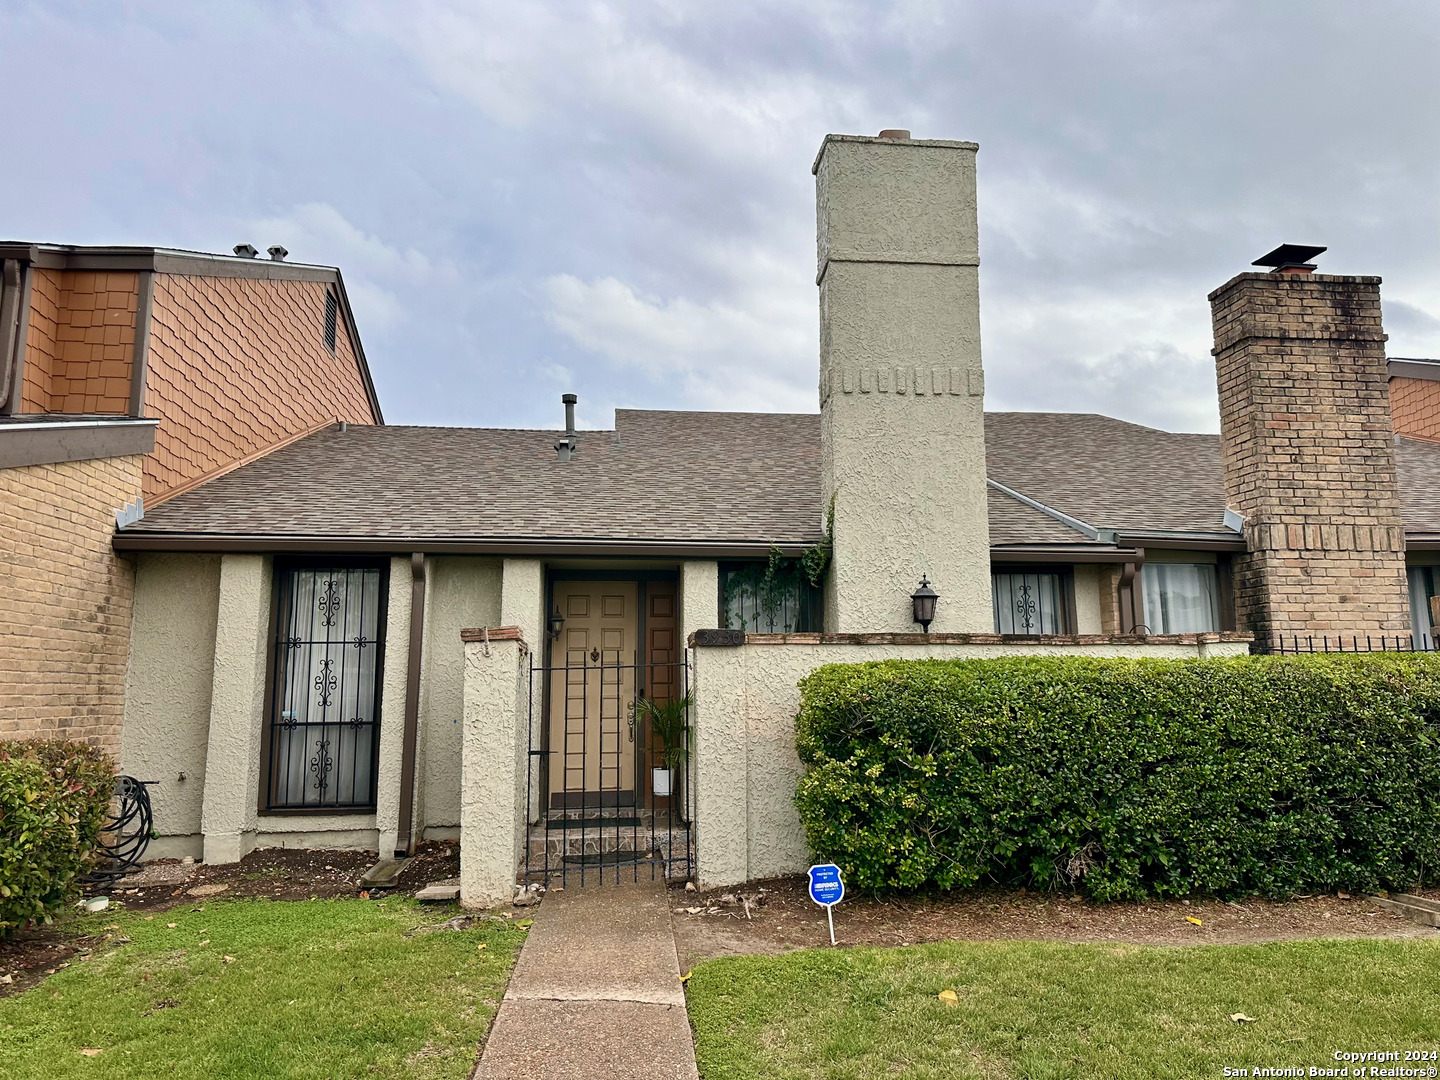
[794, 655, 1440, 900]
[0, 740, 115, 934]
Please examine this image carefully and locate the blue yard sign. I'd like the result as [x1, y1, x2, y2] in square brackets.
[808, 863, 844, 945]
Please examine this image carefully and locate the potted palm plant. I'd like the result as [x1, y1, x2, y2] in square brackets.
[635, 693, 690, 798]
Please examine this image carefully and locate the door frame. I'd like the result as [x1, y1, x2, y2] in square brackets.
[540, 569, 679, 813]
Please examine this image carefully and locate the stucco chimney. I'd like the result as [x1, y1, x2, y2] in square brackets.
[813, 132, 992, 633]
[1210, 255, 1410, 640]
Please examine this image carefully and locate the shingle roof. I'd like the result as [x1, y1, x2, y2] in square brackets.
[117, 408, 1440, 550]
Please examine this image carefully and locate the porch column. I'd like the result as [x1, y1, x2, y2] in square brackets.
[501, 557, 544, 823]
[199, 554, 271, 864]
[680, 560, 720, 642]
[459, 629, 530, 908]
[690, 640, 751, 888]
[375, 556, 413, 858]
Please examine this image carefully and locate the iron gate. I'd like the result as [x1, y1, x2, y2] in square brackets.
[522, 650, 694, 887]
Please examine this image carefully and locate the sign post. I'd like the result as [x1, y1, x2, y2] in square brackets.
[807, 863, 845, 946]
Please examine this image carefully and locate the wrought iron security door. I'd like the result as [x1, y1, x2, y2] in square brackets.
[525, 578, 693, 886]
[266, 564, 387, 810]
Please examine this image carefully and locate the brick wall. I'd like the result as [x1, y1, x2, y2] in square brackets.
[143, 273, 377, 501]
[20, 270, 138, 414]
[1210, 272, 1410, 638]
[1389, 376, 1440, 441]
[0, 454, 143, 756]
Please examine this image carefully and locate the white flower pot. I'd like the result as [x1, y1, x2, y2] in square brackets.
[652, 766, 674, 797]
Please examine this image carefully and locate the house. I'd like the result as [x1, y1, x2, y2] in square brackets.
[11, 131, 1440, 900]
[0, 242, 381, 756]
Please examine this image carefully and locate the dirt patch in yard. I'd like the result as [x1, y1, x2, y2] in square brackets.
[669, 877, 1440, 969]
[0, 842, 462, 998]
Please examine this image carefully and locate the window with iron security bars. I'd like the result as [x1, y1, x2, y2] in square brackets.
[266, 563, 387, 811]
[992, 569, 1072, 634]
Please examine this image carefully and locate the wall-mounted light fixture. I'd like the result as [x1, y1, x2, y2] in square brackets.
[911, 576, 938, 632]
[548, 607, 565, 640]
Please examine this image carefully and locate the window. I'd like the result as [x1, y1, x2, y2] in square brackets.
[1407, 565, 1440, 646]
[720, 561, 822, 633]
[1141, 562, 1219, 634]
[323, 289, 338, 353]
[265, 563, 387, 810]
[992, 570, 1071, 634]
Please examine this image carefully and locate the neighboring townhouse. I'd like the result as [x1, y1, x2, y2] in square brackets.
[0, 242, 381, 755]
[101, 131, 1440, 902]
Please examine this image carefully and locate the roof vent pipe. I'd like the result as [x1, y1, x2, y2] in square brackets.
[555, 393, 579, 461]
[267, 245, 288, 261]
[233, 243, 258, 258]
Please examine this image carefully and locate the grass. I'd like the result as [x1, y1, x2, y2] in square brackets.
[686, 938, 1440, 1079]
[0, 897, 526, 1080]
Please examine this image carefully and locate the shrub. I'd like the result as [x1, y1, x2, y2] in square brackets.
[0, 740, 115, 934]
[794, 654, 1440, 900]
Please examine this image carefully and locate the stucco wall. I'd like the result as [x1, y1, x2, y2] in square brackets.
[691, 635, 1252, 888]
[375, 557, 413, 857]
[1072, 564, 1103, 633]
[416, 557, 503, 833]
[680, 560, 720, 643]
[121, 553, 222, 853]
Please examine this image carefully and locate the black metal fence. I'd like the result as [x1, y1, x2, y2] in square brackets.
[1252, 634, 1439, 655]
[522, 652, 693, 888]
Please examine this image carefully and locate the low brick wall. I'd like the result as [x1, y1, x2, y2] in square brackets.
[689, 631, 1252, 888]
[0, 454, 144, 756]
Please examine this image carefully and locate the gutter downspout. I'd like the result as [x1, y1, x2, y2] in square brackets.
[1117, 548, 1147, 633]
[395, 552, 426, 857]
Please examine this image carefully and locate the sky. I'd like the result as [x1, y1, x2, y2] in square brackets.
[2, 1, 1437, 434]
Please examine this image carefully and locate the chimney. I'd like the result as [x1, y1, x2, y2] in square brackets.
[1210, 249, 1410, 640]
[555, 393, 578, 461]
[814, 131, 992, 632]
[267, 245, 288, 261]
[233, 243, 258, 258]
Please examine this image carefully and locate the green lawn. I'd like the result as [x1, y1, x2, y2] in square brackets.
[0, 898, 525, 1080]
[686, 938, 1440, 1079]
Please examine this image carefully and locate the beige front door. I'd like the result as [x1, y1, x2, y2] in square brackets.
[548, 581, 639, 808]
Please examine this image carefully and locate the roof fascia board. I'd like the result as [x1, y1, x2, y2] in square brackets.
[1388, 359, 1440, 382]
[0, 243, 343, 284]
[332, 270, 384, 424]
[112, 534, 822, 557]
[986, 477, 1111, 542]
[1, 418, 158, 470]
[1114, 532, 1246, 552]
[989, 545, 1141, 564]
[1405, 535, 1440, 550]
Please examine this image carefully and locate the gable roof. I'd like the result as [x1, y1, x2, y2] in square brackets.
[113, 408, 1440, 555]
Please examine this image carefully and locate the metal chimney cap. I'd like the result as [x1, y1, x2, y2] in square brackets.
[267, 245, 288, 261]
[233, 243, 259, 258]
[1252, 243, 1326, 270]
[877, 128, 911, 140]
[562, 393, 578, 405]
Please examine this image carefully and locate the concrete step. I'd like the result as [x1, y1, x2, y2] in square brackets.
[1369, 894, 1440, 927]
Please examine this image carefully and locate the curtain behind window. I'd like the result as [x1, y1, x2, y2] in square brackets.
[268, 565, 386, 810]
[1141, 563, 1218, 634]
[992, 571, 1067, 634]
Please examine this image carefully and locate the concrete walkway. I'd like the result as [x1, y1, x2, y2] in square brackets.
[472, 880, 699, 1080]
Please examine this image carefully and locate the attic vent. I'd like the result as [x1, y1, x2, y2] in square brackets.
[323, 289, 338, 353]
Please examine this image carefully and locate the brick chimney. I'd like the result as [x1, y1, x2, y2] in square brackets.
[1210, 251, 1410, 640]
[814, 132, 992, 632]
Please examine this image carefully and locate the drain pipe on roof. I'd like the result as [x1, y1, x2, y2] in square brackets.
[395, 552, 426, 858]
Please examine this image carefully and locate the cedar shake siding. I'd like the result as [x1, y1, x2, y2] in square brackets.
[1391, 376, 1440, 441]
[143, 273, 376, 502]
[20, 270, 141, 415]
[0, 453, 144, 756]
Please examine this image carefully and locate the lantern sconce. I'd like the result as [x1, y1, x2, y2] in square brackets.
[911, 575, 938, 633]
[547, 607, 565, 640]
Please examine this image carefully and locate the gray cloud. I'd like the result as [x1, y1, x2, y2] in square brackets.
[2, 0, 1435, 433]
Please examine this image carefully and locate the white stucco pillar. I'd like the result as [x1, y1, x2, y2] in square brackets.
[500, 558, 544, 648]
[459, 634, 529, 908]
[680, 560, 720, 643]
[199, 554, 271, 864]
[815, 132, 993, 633]
[690, 642, 751, 888]
[375, 556, 413, 858]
